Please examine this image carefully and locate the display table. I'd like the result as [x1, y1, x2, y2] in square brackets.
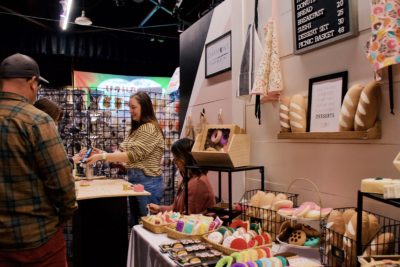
[73, 179, 150, 267]
[127, 225, 175, 267]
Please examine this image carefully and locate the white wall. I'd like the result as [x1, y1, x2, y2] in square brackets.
[184, 0, 400, 218]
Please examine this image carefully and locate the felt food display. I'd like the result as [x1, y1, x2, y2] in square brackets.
[166, 215, 222, 240]
[339, 84, 364, 131]
[279, 96, 291, 132]
[354, 80, 381, 131]
[203, 221, 272, 255]
[142, 211, 181, 233]
[214, 248, 287, 267]
[277, 222, 320, 248]
[277, 201, 332, 220]
[289, 94, 307, 133]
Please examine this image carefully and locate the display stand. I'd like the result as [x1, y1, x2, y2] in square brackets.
[183, 165, 265, 222]
[356, 190, 400, 266]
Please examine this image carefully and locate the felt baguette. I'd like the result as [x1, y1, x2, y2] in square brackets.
[279, 96, 291, 132]
[355, 81, 381, 131]
[289, 94, 307, 133]
[339, 84, 364, 131]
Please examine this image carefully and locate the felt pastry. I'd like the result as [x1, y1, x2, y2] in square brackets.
[279, 96, 291, 132]
[363, 232, 395, 256]
[247, 239, 257, 248]
[301, 224, 319, 237]
[222, 236, 236, 248]
[289, 94, 307, 133]
[339, 84, 364, 131]
[230, 238, 248, 250]
[361, 177, 394, 194]
[326, 210, 345, 249]
[272, 199, 293, 211]
[208, 231, 223, 244]
[355, 80, 380, 131]
[261, 246, 272, 257]
[368, 214, 380, 242]
[259, 192, 276, 209]
[275, 193, 288, 201]
[288, 230, 306, 246]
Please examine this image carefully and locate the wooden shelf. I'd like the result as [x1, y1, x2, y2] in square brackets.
[277, 122, 381, 140]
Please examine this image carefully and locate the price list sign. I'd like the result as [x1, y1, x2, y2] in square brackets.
[292, 0, 358, 54]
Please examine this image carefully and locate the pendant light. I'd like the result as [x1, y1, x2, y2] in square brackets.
[75, 0, 92, 26]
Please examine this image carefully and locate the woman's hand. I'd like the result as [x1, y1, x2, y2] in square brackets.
[85, 153, 102, 164]
[80, 147, 103, 155]
[148, 203, 161, 214]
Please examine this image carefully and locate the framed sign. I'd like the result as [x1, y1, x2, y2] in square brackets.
[205, 31, 232, 78]
[292, 0, 358, 54]
[307, 71, 348, 132]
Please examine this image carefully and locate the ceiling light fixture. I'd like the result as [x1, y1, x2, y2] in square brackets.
[59, 0, 73, 30]
[75, 10, 92, 25]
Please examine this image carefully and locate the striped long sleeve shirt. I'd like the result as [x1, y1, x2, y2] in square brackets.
[0, 92, 77, 251]
[120, 122, 164, 176]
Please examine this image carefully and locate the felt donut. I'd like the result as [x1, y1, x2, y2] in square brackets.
[217, 226, 228, 235]
[248, 249, 259, 261]
[339, 84, 364, 131]
[253, 235, 264, 246]
[211, 129, 223, 144]
[261, 233, 272, 245]
[216, 256, 233, 267]
[230, 238, 248, 250]
[219, 134, 228, 145]
[230, 252, 242, 263]
[261, 246, 272, 257]
[270, 257, 283, 267]
[272, 200, 293, 211]
[239, 250, 249, 262]
[255, 260, 264, 267]
[259, 258, 273, 267]
[292, 205, 310, 218]
[303, 209, 320, 220]
[246, 261, 257, 267]
[355, 81, 380, 131]
[304, 236, 320, 247]
[231, 263, 247, 267]
[256, 248, 266, 259]
[277, 208, 295, 217]
[276, 256, 289, 267]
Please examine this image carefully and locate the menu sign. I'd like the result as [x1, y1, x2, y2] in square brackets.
[292, 0, 358, 54]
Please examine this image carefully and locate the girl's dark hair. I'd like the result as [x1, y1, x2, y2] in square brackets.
[171, 138, 207, 177]
[34, 97, 63, 123]
[129, 92, 163, 136]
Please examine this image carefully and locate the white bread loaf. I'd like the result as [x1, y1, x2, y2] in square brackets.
[289, 94, 307, 133]
[355, 81, 380, 131]
[339, 84, 364, 131]
[279, 96, 291, 132]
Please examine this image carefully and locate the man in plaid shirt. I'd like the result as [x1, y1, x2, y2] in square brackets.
[0, 53, 77, 266]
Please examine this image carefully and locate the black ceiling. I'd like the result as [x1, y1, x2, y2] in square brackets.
[0, 0, 223, 86]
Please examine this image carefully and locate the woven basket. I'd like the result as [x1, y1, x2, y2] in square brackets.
[141, 217, 171, 234]
[164, 226, 204, 240]
[202, 234, 272, 255]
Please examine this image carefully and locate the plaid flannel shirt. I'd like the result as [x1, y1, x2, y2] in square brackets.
[0, 91, 77, 251]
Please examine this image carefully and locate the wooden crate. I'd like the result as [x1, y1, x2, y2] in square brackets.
[191, 124, 250, 167]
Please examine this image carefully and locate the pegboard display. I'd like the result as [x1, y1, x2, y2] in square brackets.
[38, 87, 180, 205]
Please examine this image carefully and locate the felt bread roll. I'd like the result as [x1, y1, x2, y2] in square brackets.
[342, 208, 356, 226]
[289, 94, 307, 133]
[368, 214, 380, 241]
[259, 192, 276, 209]
[279, 96, 291, 132]
[355, 81, 381, 131]
[326, 210, 345, 249]
[339, 84, 364, 131]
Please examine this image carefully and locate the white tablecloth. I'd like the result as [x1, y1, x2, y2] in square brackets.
[127, 225, 176, 267]
[127, 225, 322, 267]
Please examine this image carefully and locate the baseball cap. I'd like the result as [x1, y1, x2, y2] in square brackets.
[0, 53, 49, 84]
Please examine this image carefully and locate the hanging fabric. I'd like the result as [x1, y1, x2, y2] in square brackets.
[251, 0, 283, 124]
[366, 0, 400, 114]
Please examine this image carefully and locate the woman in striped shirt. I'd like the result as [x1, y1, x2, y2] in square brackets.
[85, 92, 164, 226]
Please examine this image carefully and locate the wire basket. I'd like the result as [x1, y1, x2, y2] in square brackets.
[239, 189, 298, 241]
[321, 207, 400, 267]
